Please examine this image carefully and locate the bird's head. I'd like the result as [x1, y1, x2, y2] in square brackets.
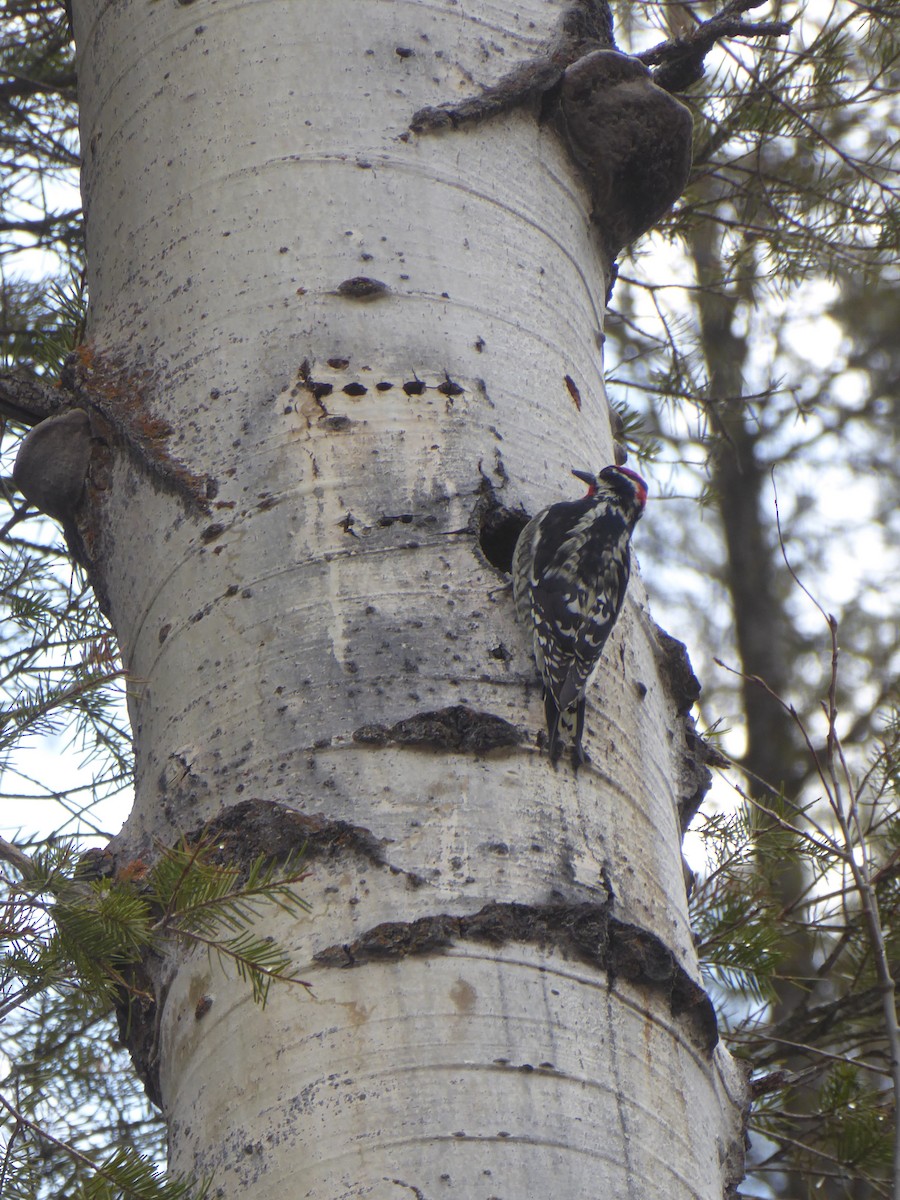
[572, 465, 648, 511]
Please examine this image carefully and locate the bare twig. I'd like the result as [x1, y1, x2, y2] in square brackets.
[637, 0, 792, 91]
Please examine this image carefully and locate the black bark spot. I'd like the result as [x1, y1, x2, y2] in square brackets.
[336, 277, 390, 300]
[564, 374, 582, 410]
[319, 415, 353, 431]
[437, 378, 464, 397]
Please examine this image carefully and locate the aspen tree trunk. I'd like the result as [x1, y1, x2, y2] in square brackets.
[70, 0, 747, 1195]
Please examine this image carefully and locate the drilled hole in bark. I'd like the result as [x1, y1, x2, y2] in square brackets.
[474, 496, 529, 574]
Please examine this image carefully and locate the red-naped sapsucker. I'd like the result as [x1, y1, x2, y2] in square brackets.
[512, 465, 647, 767]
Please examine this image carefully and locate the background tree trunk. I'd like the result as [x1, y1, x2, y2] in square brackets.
[70, 0, 746, 1194]
[687, 191, 815, 1017]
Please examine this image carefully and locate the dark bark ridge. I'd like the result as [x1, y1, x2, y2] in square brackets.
[650, 622, 730, 829]
[650, 622, 702, 717]
[102, 802, 421, 1106]
[314, 901, 719, 1057]
[102, 799, 718, 1107]
[352, 704, 522, 754]
[189, 800, 419, 882]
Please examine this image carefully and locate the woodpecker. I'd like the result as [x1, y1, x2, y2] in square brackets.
[512, 465, 648, 768]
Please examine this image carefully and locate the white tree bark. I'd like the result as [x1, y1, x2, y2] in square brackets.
[70, 0, 746, 1195]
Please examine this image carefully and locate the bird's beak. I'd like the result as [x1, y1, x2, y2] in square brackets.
[571, 469, 597, 487]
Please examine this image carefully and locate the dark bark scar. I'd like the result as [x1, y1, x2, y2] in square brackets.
[353, 704, 522, 754]
[315, 899, 719, 1055]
